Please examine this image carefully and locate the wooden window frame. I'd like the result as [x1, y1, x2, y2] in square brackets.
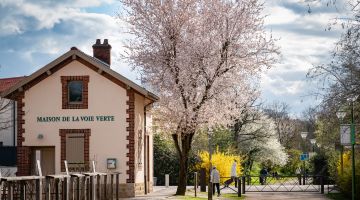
[61, 76, 89, 109]
[59, 129, 91, 172]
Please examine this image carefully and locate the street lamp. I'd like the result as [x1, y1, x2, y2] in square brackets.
[337, 109, 347, 176]
[301, 132, 308, 140]
[310, 139, 316, 152]
[300, 132, 308, 185]
[208, 127, 213, 200]
[336, 96, 357, 200]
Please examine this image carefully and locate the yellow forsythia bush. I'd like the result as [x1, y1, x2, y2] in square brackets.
[336, 151, 360, 196]
[196, 148, 243, 184]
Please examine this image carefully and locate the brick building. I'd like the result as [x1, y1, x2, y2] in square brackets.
[0, 39, 158, 197]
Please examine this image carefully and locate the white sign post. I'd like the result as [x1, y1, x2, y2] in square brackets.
[340, 124, 351, 145]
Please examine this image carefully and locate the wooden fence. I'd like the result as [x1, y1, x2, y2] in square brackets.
[0, 172, 120, 200]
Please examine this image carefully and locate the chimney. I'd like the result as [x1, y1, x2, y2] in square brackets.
[92, 39, 112, 66]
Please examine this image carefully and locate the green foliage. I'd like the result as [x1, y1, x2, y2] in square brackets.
[221, 193, 245, 199]
[153, 133, 199, 185]
[280, 149, 302, 175]
[326, 193, 350, 200]
[196, 149, 242, 183]
[310, 152, 329, 176]
[336, 151, 360, 197]
[192, 127, 236, 154]
[154, 134, 179, 185]
[173, 195, 207, 200]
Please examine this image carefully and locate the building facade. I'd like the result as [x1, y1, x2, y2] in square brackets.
[0, 39, 158, 197]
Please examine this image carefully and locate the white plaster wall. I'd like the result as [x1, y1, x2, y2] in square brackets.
[23, 61, 128, 182]
[0, 99, 15, 146]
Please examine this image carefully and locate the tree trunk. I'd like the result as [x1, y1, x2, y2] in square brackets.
[172, 132, 194, 195]
[176, 151, 189, 195]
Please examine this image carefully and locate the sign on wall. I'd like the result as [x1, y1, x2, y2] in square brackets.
[36, 115, 115, 123]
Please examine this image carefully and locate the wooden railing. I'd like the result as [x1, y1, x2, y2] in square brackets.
[0, 172, 120, 200]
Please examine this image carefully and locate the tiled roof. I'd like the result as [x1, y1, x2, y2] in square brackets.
[0, 76, 26, 93]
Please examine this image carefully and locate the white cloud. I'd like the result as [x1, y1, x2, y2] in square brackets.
[260, 0, 346, 114]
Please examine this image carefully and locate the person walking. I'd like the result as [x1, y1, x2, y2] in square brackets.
[231, 160, 237, 187]
[210, 166, 221, 197]
[259, 168, 268, 185]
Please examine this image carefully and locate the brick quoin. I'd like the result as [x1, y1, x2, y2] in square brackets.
[15, 91, 32, 176]
[126, 88, 135, 183]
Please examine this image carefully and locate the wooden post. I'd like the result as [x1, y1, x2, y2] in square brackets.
[0, 178, 3, 200]
[36, 179, 41, 200]
[89, 176, 93, 200]
[20, 181, 25, 200]
[116, 173, 119, 200]
[85, 177, 89, 200]
[237, 178, 241, 197]
[110, 174, 114, 200]
[96, 175, 100, 200]
[55, 179, 59, 200]
[45, 177, 50, 200]
[76, 177, 80, 200]
[63, 177, 68, 200]
[103, 174, 107, 200]
[7, 181, 12, 200]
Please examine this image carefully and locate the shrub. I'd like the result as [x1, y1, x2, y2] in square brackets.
[336, 150, 360, 197]
[196, 148, 242, 183]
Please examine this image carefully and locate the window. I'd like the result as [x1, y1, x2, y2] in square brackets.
[60, 129, 90, 172]
[66, 133, 84, 164]
[68, 81, 83, 103]
[61, 76, 89, 109]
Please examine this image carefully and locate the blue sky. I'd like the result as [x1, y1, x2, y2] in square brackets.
[0, 0, 350, 116]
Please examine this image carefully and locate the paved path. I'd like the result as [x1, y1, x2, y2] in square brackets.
[245, 192, 330, 200]
[126, 186, 331, 199]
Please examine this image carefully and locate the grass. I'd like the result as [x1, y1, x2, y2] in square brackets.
[326, 193, 351, 200]
[172, 195, 207, 199]
[171, 192, 245, 200]
[172, 192, 245, 199]
[221, 193, 246, 199]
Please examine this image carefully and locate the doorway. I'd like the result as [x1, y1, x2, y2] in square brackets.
[31, 147, 55, 175]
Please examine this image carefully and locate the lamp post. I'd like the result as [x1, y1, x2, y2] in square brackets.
[310, 139, 316, 153]
[208, 127, 213, 200]
[300, 132, 308, 185]
[336, 96, 357, 200]
[337, 110, 347, 176]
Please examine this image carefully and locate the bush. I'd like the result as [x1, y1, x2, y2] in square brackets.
[153, 134, 198, 185]
[336, 151, 360, 198]
[196, 148, 242, 184]
[280, 149, 302, 175]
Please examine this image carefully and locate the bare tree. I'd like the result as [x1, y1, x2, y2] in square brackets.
[120, 0, 278, 194]
[263, 102, 302, 148]
[0, 98, 12, 131]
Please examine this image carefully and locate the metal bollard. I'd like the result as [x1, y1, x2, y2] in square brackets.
[194, 172, 198, 197]
[320, 176, 324, 194]
[165, 174, 169, 188]
[237, 178, 241, 197]
[200, 168, 206, 192]
[242, 176, 246, 194]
